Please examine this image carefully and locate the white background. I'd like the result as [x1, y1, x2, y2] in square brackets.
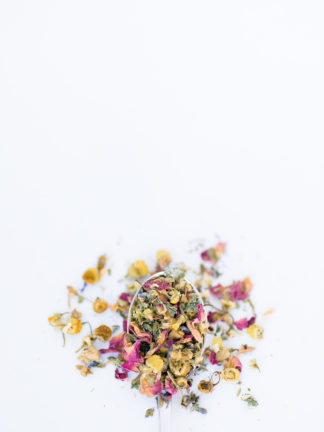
[0, 1, 323, 431]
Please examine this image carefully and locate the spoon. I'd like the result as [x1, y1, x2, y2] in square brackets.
[127, 270, 207, 432]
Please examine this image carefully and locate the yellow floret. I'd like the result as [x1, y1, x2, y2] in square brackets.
[128, 260, 149, 278]
[146, 355, 164, 373]
[82, 268, 100, 284]
[221, 367, 240, 382]
[247, 324, 264, 340]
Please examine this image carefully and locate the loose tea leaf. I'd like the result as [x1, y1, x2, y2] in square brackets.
[145, 408, 155, 417]
[241, 393, 259, 407]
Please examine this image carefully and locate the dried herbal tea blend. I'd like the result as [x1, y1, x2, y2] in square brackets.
[127, 272, 207, 402]
[49, 245, 270, 415]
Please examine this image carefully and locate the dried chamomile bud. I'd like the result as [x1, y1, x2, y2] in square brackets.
[82, 268, 100, 284]
[170, 290, 181, 304]
[221, 367, 240, 382]
[247, 324, 264, 339]
[94, 325, 112, 341]
[176, 377, 188, 388]
[93, 298, 109, 313]
[193, 355, 204, 366]
[64, 317, 83, 335]
[146, 355, 164, 373]
[156, 250, 172, 267]
[143, 309, 154, 320]
[169, 359, 191, 377]
[128, 260, 149, 279]
[198, 380, 214, 394]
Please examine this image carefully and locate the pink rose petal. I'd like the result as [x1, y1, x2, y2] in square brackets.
[210, 284, 227, 298]
[143, 279, 171, 291]
[230, 356, 242, 372]
[234, 318, 249, 330]
[129, 323, 152, 343]
[209, 351, 218, 365]
[115, 368, 128, 380]
[230, 281, 250, 301]
[165, 377, 177, 395]
[99, 332, 125, 354]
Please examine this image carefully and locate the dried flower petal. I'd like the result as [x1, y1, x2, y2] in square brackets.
[121, 340, 144, 372]
[140, 375, 163, 397]
[100, 332, 126, 354]
[230, 281, 249, 302]
[238, 344, 256, 355]
[186, 320, 203, 343]
[156, 329, 170, 345]
[209, 351, 218, 365]
[143, 278, 171, 291]
[129, 323, 153, 344]
[76, 364, 92, 376]
[115, 368, 128, 380]
[165, 377, 177, 395]
[48, 313, 63, 325]
[234, 318, 249, 330]
[97, 255, 107, 271]
[201, 242, 226, 264]
[210, 284, 227, 298]
[78, 345, 100, 364]
[228, 356, 242, 372]
[216, 348, 230, 362]
[207, 311, 220, 323]
[262, 307, 275, 318]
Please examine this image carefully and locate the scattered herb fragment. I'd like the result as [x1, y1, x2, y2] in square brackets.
[49, 243, 267, 417]
[241, 393, 259, 407]
[145, 408, 155, 417]
[249, 358, 260, 372]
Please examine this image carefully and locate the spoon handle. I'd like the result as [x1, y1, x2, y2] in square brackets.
[158, 398, 172, 432]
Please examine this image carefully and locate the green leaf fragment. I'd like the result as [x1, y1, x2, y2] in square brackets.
[145, 408, 155, 418]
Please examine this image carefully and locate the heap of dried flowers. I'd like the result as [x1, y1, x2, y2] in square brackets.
[49, 244, 270, 415]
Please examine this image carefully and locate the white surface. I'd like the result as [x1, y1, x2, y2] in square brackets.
[0, 1, 323, 431]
